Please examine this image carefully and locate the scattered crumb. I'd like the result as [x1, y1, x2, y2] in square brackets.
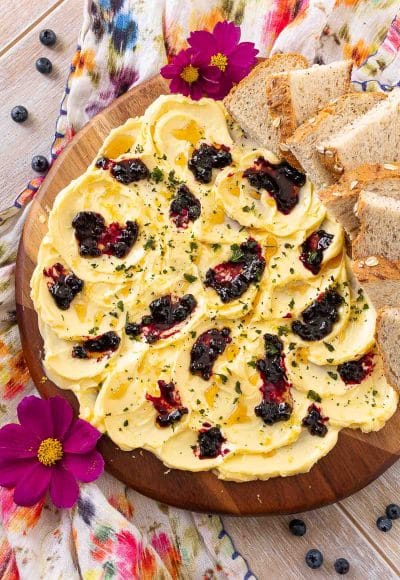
[316, 145, 325, 154]
[365, 256, 379, 267]
[383, 163, 398, 170]
[325, 150, 335, 157]
[164, 469, 171, 475]
[333, 164, 344, 173]
[349, 180, 358, 190]
[256, 494, 262, 504]
[272, 117, 281, 128]
[40, 376, 47, 383]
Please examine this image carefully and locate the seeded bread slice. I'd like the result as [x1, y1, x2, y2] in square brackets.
[223, 53, 308, 156]
[318, 163, 400, 240]
[376, 308, 400, 391]
[265, 60, 353, 152]
[317, 89, 400, 176]
[353, 256, 400, 309]
[353, 191, 400, 260]
[286, 92, 386, 188]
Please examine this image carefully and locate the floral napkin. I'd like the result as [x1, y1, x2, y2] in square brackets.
[3, 0, 400, 578]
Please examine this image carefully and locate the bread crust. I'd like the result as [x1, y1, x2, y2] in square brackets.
[376, 308, 400, 391]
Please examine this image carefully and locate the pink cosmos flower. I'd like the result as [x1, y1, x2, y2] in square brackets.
[161, 48, 221, 100]
[188, 20, 259, 98]
[0, 396, 104, 508]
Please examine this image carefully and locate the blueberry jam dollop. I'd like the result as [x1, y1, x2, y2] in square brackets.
[72, 331, 121, 359]
[300, 229, 334, 275]
[96, 156, 150, 184]
[337, 353, 375, 385]
[302, 403, 328, 437]
[43, 263, 83, 310]
[146, 380, 188, 427]
[243, 156, 306, 214]
[169, 184, 201, 228]
[292, 289, 344, 342]
[204, 238, 266, 303]
[254, 334, 293, 425]
[72, 211, 139, 259]
[125, 294, 197, 343]
[188, 143, 232, 183]
[190, 328, 231, 380]
[197, 426, 226, 459]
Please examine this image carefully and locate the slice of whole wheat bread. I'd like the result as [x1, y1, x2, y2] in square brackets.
[353, 191, 400, 260]
[318, 163, 400, 240]
[265, 60, 353, 151]
[353, 256, 400, 309]
[286, 92, 386, 188]
[317, 89, 400, 176]
[223, 53, 308, 156]
[376, 308, 400, 390]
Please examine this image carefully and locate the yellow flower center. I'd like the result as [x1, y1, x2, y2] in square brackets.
[180, 65, 199, 84]
[37, 438, 63, 466]
[210, 52, 228, 72]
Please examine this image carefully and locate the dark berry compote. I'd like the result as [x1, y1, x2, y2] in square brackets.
[95, 156, 149, 184]
[146, 380, 188, 427]
[204, 238, 266, 303]
[188, 143, 232, 183]
[72, 211, 138, 259]
[243, 156, 306, 214]
[254, 334, 293, 425]
[292, 289, 344, 341]
[190, 328, 231, 380]
[125, 294, 197, 343]
[169, 184, 201, 228]
[72, 331, 121, 359]
[302, 404, 328, 437]
[300, 230, 334, 274]
[43, 263, 83, 310]
[196, 426, 226, 459]
[337, 353, 375, 385]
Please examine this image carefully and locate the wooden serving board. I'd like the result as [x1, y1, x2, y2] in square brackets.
[15, 75, 400, 515]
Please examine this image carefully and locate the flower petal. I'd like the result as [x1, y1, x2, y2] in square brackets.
[49, 467, 79, 509]
[17, 396, 53, 439]
[214, 21, 241, 54]
[49, 397, 74, 440]
[189, 83, 204, 101]
[62, 450, 104, 483]
[0, 458, 36, 487]
[0, 424, 38, 459]
[63, 419, 102, 454]
[13, 462, 51, 507]
[170, 77, 190, 96]
[188, 29, 215, 56]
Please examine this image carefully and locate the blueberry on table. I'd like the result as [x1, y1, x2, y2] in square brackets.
[334, 558, 350, 575]
[11, 105, 28, 123]
[289, 518, 306, 537]
[36, 57, 53, 74]
[31, 155, 49, 173]
[305, 549, 323, 569]
[376, 516, 392, 532]
[39, 29, 57, 46]
[386, 503, 400, 520]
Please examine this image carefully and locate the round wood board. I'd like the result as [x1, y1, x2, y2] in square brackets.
[15, 75, 400, 515]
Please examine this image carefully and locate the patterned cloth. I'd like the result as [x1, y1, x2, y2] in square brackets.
[3, 0, 400, 577]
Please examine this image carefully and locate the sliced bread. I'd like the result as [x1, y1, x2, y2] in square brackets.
[317, 89, 400, 176]
[353, 191, 400, 260]
[265, 60, 353, 149]
[318, 163, 400, 240]
[286, 92, 386, 188]
[376, 308, 400, 390]
[353, 256, 400, 310]
[223, 53, 308, 155]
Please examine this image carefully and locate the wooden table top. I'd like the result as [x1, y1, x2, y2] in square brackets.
[1, 1, 400, 577]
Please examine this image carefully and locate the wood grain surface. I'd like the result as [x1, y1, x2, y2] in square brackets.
[15, 74, 400, 517]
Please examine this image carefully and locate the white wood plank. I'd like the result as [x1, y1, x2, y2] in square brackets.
[0, 0, 81, 210]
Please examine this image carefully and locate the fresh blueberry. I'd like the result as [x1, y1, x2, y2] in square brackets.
[31, 155, 49, 173]
[289, 518, 306, 537]
[386, 503, 400, 520]
[36, 57, 53, 74]
[305, 549, 323, 569]
[376, 516, 392, 532]
[334, 558, 350, 575]
[39, 29, 57, 46]
[11, 105, 28, 123]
